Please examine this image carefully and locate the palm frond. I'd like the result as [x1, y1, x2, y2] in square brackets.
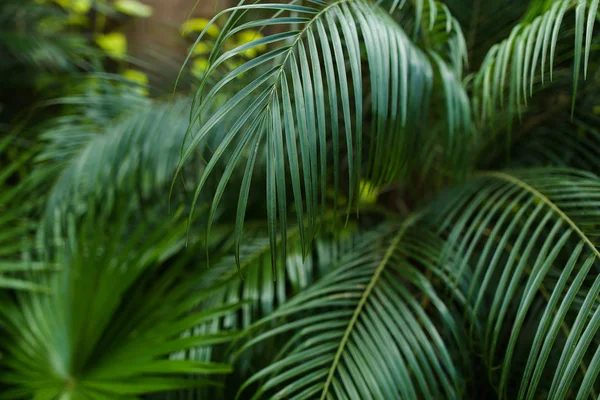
[379, 0, 469, 76]
[37, 74, 151, 163]
[234, 221, 468, 399]
[0, 212, 238, 399]
[175, 0, 471, 272]
[199, 209, 356, 326]
[207, 227, 315, 329]
[40, 97, 202, 238]
[430, 168, 600, 398]
[156, 220, 358, 399]
[473, 0, 600, 125]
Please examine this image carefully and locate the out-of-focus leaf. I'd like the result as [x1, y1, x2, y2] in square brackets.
[114, 0, 153, 18]
[96, 32, 127, 59]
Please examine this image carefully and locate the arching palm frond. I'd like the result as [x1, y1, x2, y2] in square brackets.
[430, 168, 600, 399]
[380, 0, 468, 76]
[197, 208, 360, 329]
[0, 212, 238, 399]
[175, 0, 471, 270]
[37, 75, 152, 165]
[40, 98, 203, 238]
[473, 0, 599, 124]
[204, 223, 344, 329]
[161, 220, 360, 400]
[38, 71, 266, 241]
[474, 62, 600, 171]
[233, 222, 468, 400]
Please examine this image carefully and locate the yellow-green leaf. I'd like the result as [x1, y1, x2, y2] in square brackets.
[114, 0, 153, 18]
[96, 32, 127, 59]
[182, 18, 220, 38]
[123, 69, 149, 96]
[52, 0, 92, 14]
[235, 30, 266, 58]
[191, 58, 210, 78]
[359, 180, 378, 205]
[71, 0, 91, 14]
[192, 42, 212, 56]
[123, 69, 148, 85]
[67, 14, 89, 26]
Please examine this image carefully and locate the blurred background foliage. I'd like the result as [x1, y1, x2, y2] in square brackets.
[2, 0, 600, 399]
[0, 1, 279, 397]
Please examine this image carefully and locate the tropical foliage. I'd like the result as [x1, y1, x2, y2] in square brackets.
[2, 0, 600, 399]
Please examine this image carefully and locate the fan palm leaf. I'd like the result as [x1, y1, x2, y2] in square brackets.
[0, 211, 238, 399]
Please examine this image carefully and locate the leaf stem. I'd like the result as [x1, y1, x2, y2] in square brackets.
[481, 171, 600, 259]
[319, 216, 415, 399]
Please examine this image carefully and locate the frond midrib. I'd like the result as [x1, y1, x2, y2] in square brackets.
[319, 216, 415, 399]
[479, 170, 599, 398]
[237, 0, 354, 106]
[481, 171, 600, 259]
[478, 218, 595, 395]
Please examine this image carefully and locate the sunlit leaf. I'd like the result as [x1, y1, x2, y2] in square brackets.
[95, 32, 127, 59]
[115, 0, 153, 18]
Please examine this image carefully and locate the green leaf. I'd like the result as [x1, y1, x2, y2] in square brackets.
[114, 0, 153, 18]
[430, 168, 600, 398]
[0, 213, 237, 398]
[473, 0, 600, 125]
[176, 0, 470, 271]
[235, 224, 468, 399]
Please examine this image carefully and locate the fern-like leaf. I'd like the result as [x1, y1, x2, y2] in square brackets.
[174, 0, 471, 272]
[431, 168, 600, 398]
[234, 222, 468, 399]
[473, 0, 599, 124]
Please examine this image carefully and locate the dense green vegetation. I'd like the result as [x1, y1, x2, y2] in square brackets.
[2, 0, 600, 398]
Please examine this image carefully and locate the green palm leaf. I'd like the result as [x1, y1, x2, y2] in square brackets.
[37, 74, 151, 165]
[200, 209, 354, 327]
[234, 221, 468, 399]
[40, 97, 209, 239]
[473, 0, 599, 124]
[207, 226, 321, 329]
[431, 168, 600, 399]
[175, 0, 471, 270]
[0, 212, 238, 399]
